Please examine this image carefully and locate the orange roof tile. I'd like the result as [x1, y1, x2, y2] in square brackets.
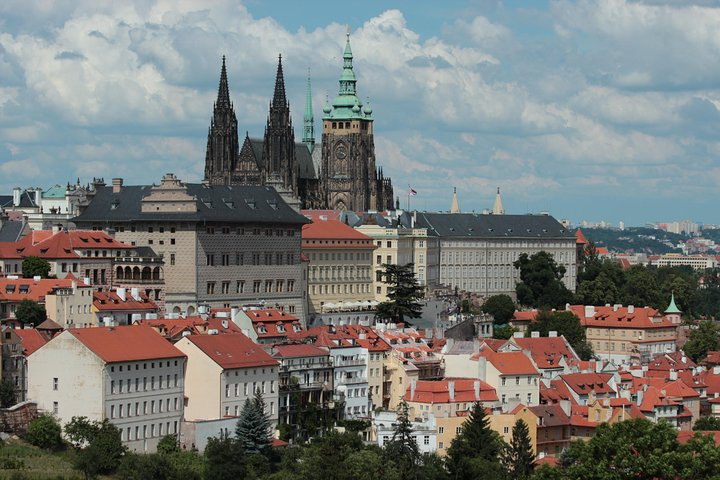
[68, 325, 185, 363]
[0, 277, 87, 302]
[93, 291, 158, 311]
[405, 379, 498, 404]
[271, 343, 330, 358]
[568, 304, 677, 329]
[14, 328, 48, 356]
[560, 373, 616, 395]
[472, 348, 539, 376]
[11, 230, 132, 259]
[186, 333, 278, 369]
[575, 229, 588, 245]
[302, 218, 374, 243]
[512, 336, 578, 369]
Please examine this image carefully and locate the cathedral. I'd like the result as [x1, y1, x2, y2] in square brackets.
[203, 33, 394, 211]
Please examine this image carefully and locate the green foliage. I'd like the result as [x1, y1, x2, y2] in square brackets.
[64, 416, 96, 448]
[21, 256, 51, 279]
[383, 401, 420, 480]
[116, 450, 202, 480]
[693, 416, 720, 431]
[375, 263, 425, 325]
[574, 271, 619, 306]
[481, 294, 516, 325]
[204, 433, 246, 480]
[73, 419, 126, 478]
[683, 321, 720, 363]
[514, 252, 573, 309]
[579, 227, 684, 255]
[156, 434, 180, 455]
[14, 299, 47, 327]
[25, 415, 62, 450]
[554, 418, 719, 480]
[492, 323, 518, 340]
[0, 378, 16, 408]
[236, 390, 272, 454]
[340, 419, 371, 432]
[527, 310, 594, 361]
[445, 402, 505, 480]
[621, 265, 663, 310]
[502, 419, 534, 480]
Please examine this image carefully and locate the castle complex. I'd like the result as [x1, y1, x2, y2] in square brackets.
[203, 34, 394, 211]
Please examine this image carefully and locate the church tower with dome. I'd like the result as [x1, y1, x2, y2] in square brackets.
[320, 32, 393, 211]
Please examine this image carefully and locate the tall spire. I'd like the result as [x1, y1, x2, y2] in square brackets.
[216, 55, 231, 108]
[665, 291, 681, 314]
[272, 54, 287, 107]
[324, 29, 367, 120]
[492, 187, 505, 215]
[450, 187, 461, 214]
[302, 69, 315, 152]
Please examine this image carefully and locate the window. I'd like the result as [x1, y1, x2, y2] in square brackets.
[52, 378, 58, 391]
[503, 426, 509, 434]
[53, 401, 59, 415]
[206, 254, 215, 266]
[207, 282, 216, 295]
[222, 281, 230, 294]
[237, 280, 245, 293]
[423, 435, 430, 445]
[456, 426, 462, 435]
[170, 254, 175, 266]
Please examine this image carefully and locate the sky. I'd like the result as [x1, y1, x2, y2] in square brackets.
[1, 1, 719, 227]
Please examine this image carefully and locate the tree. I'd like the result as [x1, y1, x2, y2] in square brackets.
[0, 378, 16, 408]
[383, 400, 420, 480]
[375, 263, 425, 325]
[481, 294, 516, 325]
[235, 389, 272, 454]
[74, 419, 127, 479]
[683, 321, 720, 363]
[445, 402, 504, 480]
[693, 416, 720, 431]
[25, 414, 62, 450]
[502, 419, 534, 480]
[492, 324, 518, 340]
[22, 256, 51, 279]
[527, 310, 594, 361]
[620, 265, 662, 309]
[157, 434, 180, 455]
[64, 416, 97, 448]
[204, 433, 246, 480]
[514, 252, 573, 309]
[574, 271, 619, 306]
[14, 299, 47, 327]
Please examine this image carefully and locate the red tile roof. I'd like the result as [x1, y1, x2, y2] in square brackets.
[302, 218, 374, 244]
[68, 325, 185, 363]
[271, 343, 330, 358]
[528, 404, 571, 427]
[512, 310, 539, 322]
[233, 308, 303, 339]
[560, 373, 616, 396]
[639, 386, 680, 412]
[14, 328, 48, 356]
[472, 347, 539, 376]
[575, 229, 588, 245]
[0, 277, 86, 302]
[137, 316, 242, 339]
[93, 291, 158, 311]
[10, 230, 132, 259]
[186, 333, 278, 369]
[568, 304, 677, 329]
[511, 336, 578, 369]
[405, 379, 498, 404]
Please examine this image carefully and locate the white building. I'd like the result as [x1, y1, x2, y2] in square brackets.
[27, 325, 185, 452]
[374, 409, 438, 454]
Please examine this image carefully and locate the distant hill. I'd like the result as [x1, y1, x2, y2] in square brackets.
[577, 227, 685, 255]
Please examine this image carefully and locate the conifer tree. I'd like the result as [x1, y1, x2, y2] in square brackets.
[235, 389, 272, 454]
[445, 402, 504, 480]
[383, 400, 420, 480]
[502, 419, 535, 479]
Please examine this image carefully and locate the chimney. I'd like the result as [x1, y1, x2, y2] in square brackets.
[584, 305, 595, 318]
[222, 319, 229, 329]
[474, 380, 480, 400]
[117, 287, 126, 302]
[559, 399, 571, 417]
[12, 187, 21, 207]
[636, 389, 644, 407]
[410, 379, 417, 400]
[130, 287, 140, 301]
[448, 381, 455, 402]
[669, 369, 678, 381]
[513, 331, 524, 338]
[112, 178, 123, 193]
[713, 365, 720, 375]
[628, 305, 635, 314]
[613, 304, 621, 312]
[52, 224, 62, 234]
[477, 355, 487, 380]
[549, 331, 557, 338]
[34, 187, 42, 207]
[531, 331, 540, 338]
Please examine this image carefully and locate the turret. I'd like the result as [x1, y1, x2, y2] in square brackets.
[302, 70, 315, 152]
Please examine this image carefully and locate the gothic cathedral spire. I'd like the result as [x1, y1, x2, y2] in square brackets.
[303, 70, 315, 152]
[204, 56, 239, 184]
[263, 54, 297, 191]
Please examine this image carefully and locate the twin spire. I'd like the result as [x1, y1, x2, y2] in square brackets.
[216, 55, 232, 109]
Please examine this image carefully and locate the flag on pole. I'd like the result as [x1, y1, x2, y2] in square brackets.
[408, 186, 417, 196]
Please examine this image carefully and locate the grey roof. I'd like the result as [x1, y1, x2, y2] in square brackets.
[0, 221, 24, 242]
[0, 191, 38, 209]
[247, 137, 318, 180]
[72, 183, 310, 226]
[249, 138, 265, 170]
[406, 212, 574, 239]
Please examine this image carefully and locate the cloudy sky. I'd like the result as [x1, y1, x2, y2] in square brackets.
[1, 0, 719, 226]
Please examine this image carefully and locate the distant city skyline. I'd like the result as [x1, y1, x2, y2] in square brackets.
[1, 1, 719, 225]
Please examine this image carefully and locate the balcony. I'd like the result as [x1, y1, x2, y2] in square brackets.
[340, 376, 367, 385]
[334, 358, 366, 367]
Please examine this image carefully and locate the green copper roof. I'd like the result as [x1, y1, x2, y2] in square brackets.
[302, 72, 315, 151]
[323, 32, 372, 121]
[43, 185, 67, 198]
[665, 292, 681, 314]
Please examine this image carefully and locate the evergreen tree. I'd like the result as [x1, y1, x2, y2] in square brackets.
[445, 402, 504, 480]
[204, 432, 246, 480]
[0, 378, 16, 408]
[375, 263, 425, 325]
[235, 389, 272, 454]
[502, 419, 534, 479]
[22, 256, 51, 278]
[383, 400, 420, 480]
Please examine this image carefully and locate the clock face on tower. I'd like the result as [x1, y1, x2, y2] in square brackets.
[335, 144, 347, 159]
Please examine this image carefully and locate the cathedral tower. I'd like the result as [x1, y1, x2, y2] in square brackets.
[204, 57, 239, 184]
[263, 55, 297, 193]
[321, 32, 392, 211]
